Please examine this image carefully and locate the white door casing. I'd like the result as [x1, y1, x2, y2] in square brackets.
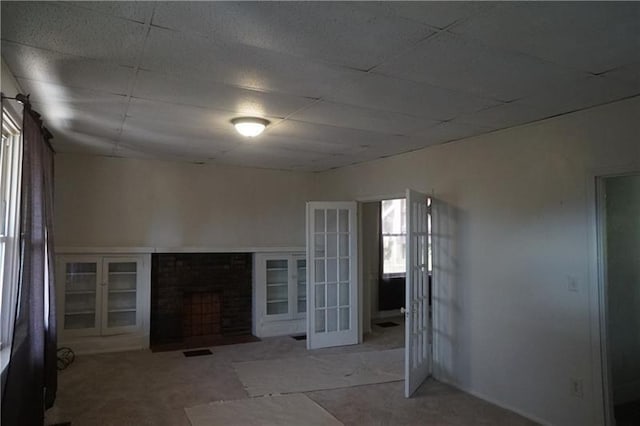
[404, 189, 432, 397]
[306, 202, 359, 349]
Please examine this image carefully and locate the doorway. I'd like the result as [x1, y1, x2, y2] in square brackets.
[599, 173, 640, 425]
[360, 192, 434, 398]
[360, 199, 406, 333]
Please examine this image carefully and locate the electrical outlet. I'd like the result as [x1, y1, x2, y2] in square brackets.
[570, 378, 584, 398]
[567, 276, 579, 292]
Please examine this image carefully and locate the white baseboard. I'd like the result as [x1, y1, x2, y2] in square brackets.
[433, 375, 551, 426]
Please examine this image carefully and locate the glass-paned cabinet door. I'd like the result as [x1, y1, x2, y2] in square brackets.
[266, 258, 289, 315]
[62, 260, 100, 334]
[102, 258, 139, 333]
[295, 257, 307, 315]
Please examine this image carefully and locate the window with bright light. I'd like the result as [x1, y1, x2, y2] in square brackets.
[0, 107, 22, 359]
[381, 198, 406, 275]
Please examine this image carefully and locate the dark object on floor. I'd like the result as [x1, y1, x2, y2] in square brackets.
[57, 347, 75, 370]
[615, 399, 640, 426]
[183, 349, 213, 357]
[376, 321, 400, 328]
[49, 422, 71, 426]
[291, 335, 307, 341]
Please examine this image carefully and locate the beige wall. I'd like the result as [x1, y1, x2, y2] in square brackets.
[54, 155, 315, 250]
[314, 96, 640, 425]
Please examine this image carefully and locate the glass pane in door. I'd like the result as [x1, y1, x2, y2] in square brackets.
[64, 262, 98, 330]
[106, 261, 137, 328]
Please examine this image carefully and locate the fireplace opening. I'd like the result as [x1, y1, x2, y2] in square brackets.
[150, 253, 259, 351]
[183, 292, 222, 338]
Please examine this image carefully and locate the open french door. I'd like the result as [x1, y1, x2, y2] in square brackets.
[306, 202, 359, 350]
[404, 189, 432, 397]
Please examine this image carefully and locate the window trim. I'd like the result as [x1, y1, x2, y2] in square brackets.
[380, 198, 407, 277]
[0, 107, 22, 373]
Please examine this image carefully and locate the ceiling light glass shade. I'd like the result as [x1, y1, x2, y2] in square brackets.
[231, 117, 270, 137]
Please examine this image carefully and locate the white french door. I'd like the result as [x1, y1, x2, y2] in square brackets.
[404, 189, 432, 397]
[306, 202, 358, 350]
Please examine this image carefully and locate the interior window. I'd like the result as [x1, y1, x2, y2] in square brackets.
[381, 198, 406, 276]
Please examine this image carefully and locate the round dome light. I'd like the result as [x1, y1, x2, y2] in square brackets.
[231, 117, 270, 137]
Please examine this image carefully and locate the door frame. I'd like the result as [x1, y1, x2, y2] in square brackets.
[355, 192, 442, 382]
[588, 164, 640, 425]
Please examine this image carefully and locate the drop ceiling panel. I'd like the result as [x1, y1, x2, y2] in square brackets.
[3, 42, 134, 95]
[219, 144, 331, 171]
[152, 2, 217, 37]
[411, 121, 494, 145]
[155, 2, 435, 70]
[132, 70, 315, 118]
[258, 134, 364, 156]
[456, 102, 547, 130]
[1, 2, 147, 66]
[17, 78, 128, 121]
[602, 63, 640, 89]
[328, 72, 500, 121]
[369, 2, 495, 29]
[121, 117, 236, 153]
[213, 154, 313, 172]
[375, 31, 579, 102]
[266, 120, 408, 148]
[140, 27, 364, 99]
[49, 130, 116, 156]
[290, 101, 440, 135]
[518, 75, 636, 118]
[29, 98, 124, 146]
[119, 119, 236, 161]
[127, 98, 232, 132]
[453, 2, 640, 74]
[66, 1, 154, 24]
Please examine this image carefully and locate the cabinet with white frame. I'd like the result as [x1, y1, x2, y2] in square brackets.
[253, 252, 307, 337]
[56, 253, 150, 354]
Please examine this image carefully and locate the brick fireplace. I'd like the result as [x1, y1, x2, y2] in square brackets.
[150, 253, 256, 350]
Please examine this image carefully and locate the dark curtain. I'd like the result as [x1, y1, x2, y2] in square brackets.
[1, 102, 57, 426]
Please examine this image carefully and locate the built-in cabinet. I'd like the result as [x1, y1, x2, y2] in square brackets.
[254, 252, 306, 337]
[56, 254, 150, 354]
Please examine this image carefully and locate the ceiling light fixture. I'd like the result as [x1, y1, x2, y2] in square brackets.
[231, 117, 270, 137]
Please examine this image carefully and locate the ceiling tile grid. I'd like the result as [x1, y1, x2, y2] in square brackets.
[154, 2, 437, 71]
[1, 1, 148, 66]
[450, 2, 640, 75]
[373, 31, 585, 103]
[1, 1, 638, 171]
[3, 42, 135, 95]
[324, 71, 501, 121]
[139, 26, 366, 100]
[131, 69, 316, 118]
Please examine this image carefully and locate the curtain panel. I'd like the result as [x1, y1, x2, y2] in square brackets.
[1, 102, 56, 426]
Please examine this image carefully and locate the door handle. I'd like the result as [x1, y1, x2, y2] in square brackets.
[400, 307, 409, 317]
